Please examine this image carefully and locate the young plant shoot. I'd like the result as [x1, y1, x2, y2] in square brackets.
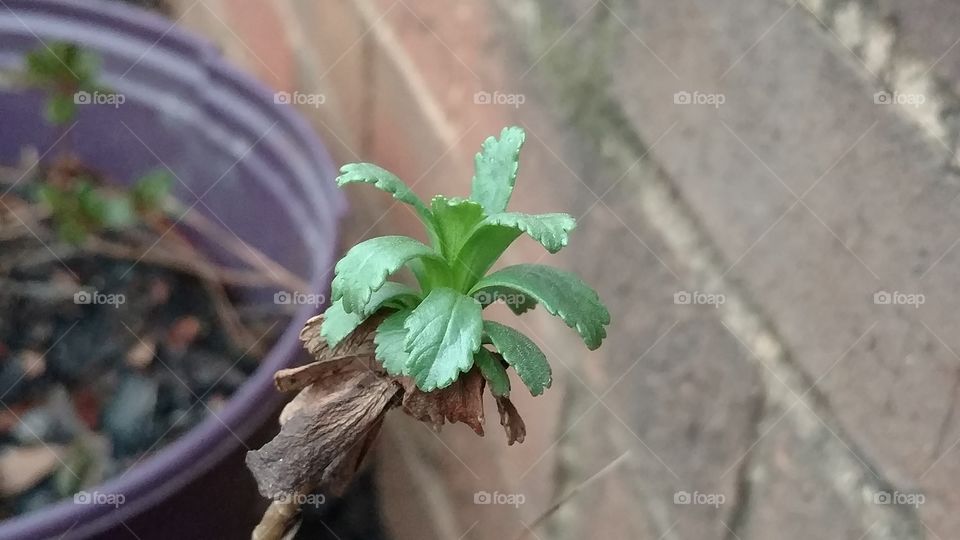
[248, 126, 610, 535]
[322, 126, 611, 397]
[19, 42, 175, 245]
[23, 42, 103, 126]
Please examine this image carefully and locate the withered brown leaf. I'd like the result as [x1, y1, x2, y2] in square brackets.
[298, 313, 378, 360]
[402, 368, 487, 435]
[495, 395, 527, 445]
[245, 370, 401, 500]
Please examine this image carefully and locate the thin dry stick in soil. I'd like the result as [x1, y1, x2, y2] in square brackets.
[1, 177, 313, 355]
[1, 157, 310, 293]
[168, 201, 310, 293]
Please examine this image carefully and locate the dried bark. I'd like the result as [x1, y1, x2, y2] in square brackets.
[247, 311, 529, 539]
[246, 370, 401, 500]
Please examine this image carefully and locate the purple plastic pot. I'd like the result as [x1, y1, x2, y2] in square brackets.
[0, 0, 345, 538]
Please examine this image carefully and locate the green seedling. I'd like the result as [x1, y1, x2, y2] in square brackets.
[20, 42, 169, 244]
[37, 171, 173, 245]
[23, 42, 103, 126]
[322, 126, 610, 395]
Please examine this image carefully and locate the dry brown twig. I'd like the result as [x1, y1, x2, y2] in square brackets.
[514, 451, 631, 540]
[167, 201, 310, 293]
[246, 314, 529, 539]
[0, 188, 303, 355]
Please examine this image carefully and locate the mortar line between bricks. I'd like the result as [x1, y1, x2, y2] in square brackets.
[719, 369, 765, 540]
[791, 0, 960, 173]
[493, 1, 930, 537]
[634, 123, 924, 540]
[351, 0, 464, 160]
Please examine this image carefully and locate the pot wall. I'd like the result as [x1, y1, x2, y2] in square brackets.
[0, 1, 344, 537]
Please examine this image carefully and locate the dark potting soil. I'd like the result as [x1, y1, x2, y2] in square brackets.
[0, 158, 286, 518]
[0, 248, 272, 518]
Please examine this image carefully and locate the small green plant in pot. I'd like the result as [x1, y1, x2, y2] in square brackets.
[247, 126, 610, 539]
[20, 41, 174, 245]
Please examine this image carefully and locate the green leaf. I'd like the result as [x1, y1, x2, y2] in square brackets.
[402, 288, 483, 391]
[452, 213, 577, 288]
[474, 347, 510, 397]
[36, 184, 63, 210]
[76, 183, 135, 229]
[25, 43, 101, 127]
[375, 309, 413, 376]
[98, 197, 136, 229]
[331, 235, 442, 314]
[319, 300, 359, 350]
[25, 42, 92, 82]
[337, 163, 431, 218]
[75, 182, 102, 214]
[56, 218, 87, 245]
[483, 321, 551, 396]
[45, 94, 76, 125]
[407, 256, 455, 292]
[321, 282, 420, 348]
[470, 126, 525, 214]
[470, 264, 610, 350]
[483, 213, 576, 253]
[36, 184, 85, 244]
[430, 196, 485, 259]
[132, 171, 173, 212]
[25, 46, 65, 79]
